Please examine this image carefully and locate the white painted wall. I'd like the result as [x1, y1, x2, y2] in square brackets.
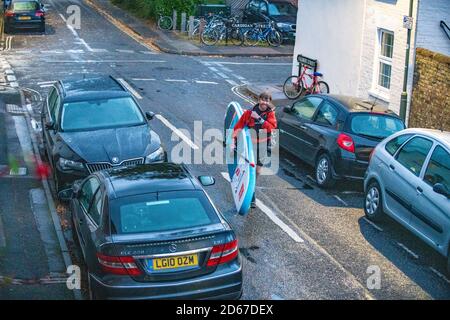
[416, 0, 450, 56]
[292, 0, 365, 95]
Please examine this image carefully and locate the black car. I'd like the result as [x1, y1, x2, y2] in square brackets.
[276, 95, 406, 187]
[59, 163, 242, 300]
[41, 76, 166, 196]
[242, 0, 297, 41]
[4, 0, 45, 33]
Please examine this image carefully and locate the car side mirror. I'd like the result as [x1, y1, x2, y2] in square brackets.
[58, 189, 73, 201]
[198, 176, 215, 187]
[145, 111, 155, 121]
[433, 183, 450, 198]
[45, 121, 55, 130]
[283, 106, 292, 113]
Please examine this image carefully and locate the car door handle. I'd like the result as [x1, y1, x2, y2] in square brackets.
[417, 186, 423, 194]
[78, 218, 84, 225]
[300, 125, 308, 130]
[389, 164, 395, 171]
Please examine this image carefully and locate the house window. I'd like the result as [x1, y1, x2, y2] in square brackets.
[377, 30, 394, 90]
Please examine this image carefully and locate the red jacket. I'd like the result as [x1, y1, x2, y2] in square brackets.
[232, 107, 277, 142]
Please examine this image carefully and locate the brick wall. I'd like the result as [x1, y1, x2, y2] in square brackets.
[408, 48, 450, 130]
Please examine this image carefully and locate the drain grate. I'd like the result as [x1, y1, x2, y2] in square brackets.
[6, 104, 26, 114]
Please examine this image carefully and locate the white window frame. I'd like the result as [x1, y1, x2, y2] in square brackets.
[370, 29, 394, 101]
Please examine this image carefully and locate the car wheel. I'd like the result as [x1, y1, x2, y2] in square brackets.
[364, 181, 384, 222]
[315, 153, 335, 188]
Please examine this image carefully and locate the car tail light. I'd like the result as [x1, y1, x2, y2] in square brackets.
[369, 149, 375, 163]
[207, 239, 239, 267]
[97, 253, 142, 276]
[337, 133, 355, 153]
[5, 10, 15, 17]
[35, 10, 45, 17]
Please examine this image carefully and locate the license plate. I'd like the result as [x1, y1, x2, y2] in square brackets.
[150, 254, 198, 271]
[18, 16, 31, 20]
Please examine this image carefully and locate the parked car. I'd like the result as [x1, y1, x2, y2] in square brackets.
[364, 128, 450, 275]
[276, 94, 406, 187]
[4, 0, 45, 33]
[40, 76, 166, 196]
[59, 163, 243, 300]
[242, 0, 297, 41]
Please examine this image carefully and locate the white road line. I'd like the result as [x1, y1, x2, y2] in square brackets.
[6, 75, 16, 82]
[41, 60, 166, 63]
[233, 74, 246, 81]
[66, 49, 85, 53]
[231, 85, 255, 104]
[216, 72, 229, 79]
[37, 81, 56, 85]
[10, 82, 19, 88]
[195, 80, 218, 85]
[226, 79, 239, 86]
[132, 78, 156, 81]
[40, 50, 64, 54]
[116, 49, 135, 53]
[5, 69, 14, 75]
[211, 62, 292, 66]
[165, 79, 188, 83]
[116, 78, 143, 99]
[429, 267, 450, 284]
[362, 217, 384, 232]
[333, 195, 348, 207]
[155, 115, 199, 150]
[79, 39, 94, 52]
[92, 48, 109, 53]
[221, 172, 304, 243]
[39, 84, 55, 88]
[396, 242, 419, 259]
[208, 67, 219, 72]
[58, 13, 67, 22]
[14, 50, 32, 54]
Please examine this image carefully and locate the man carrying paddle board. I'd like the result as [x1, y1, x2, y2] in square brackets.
[232, 92, 277, 208]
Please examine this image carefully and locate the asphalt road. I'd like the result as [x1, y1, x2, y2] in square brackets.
[1, 0, 449, 299]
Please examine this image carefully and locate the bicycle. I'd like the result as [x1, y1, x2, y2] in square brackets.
[283, 65, 330, 99]
[243, 21, 282, 47]
[157, 12, 173, 31]
[200, 15, 243, 46]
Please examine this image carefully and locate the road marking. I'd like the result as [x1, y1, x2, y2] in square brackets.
[208, 67, 218, 72]
[211, 61, 292, 66]
[66, 49, 85, 53]
[333, 195, 348, 207]
[5, 69, 14, 75]
[37, 81, 56, 85]
[40, 50, 64, 54]
[116, 78, 143, 99]
[429, 267, 450, 284]
[6, 75, 16, 82]
[140, 51, 158, 55]
[216, 72, 229, 79]
[116, 49, 135, 53]
[39, 84, 55, 88]
[132, 78, 156, 81]
[10, 82, 19, 88]
[231, 85, 256, 104]
[362, 217, 384, 232]
[155, 115, 199, 150]
[221, 172, 304, 243]
[14, 50, 32, 54]
[40, 60, 166, 63]
[396, 242, 419, 259]
[92, 48, 109, 53]
[195, 80, 218, 85]
[165, 79, 188, 83]
[79, 38, 94, 52]
[226, 79, 239, 86]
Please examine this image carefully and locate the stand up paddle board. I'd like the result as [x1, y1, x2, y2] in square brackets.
[224, 102, 256, 216]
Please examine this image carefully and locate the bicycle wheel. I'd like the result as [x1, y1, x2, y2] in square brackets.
[158, 16, 173, 31]
[267, 30, 282, 47]
[244, 29, 259, 46]
[229, 28, 244, 46]
[201, 28, 219, 46]
[283, 76, 304, 99]
[317, 81, 330, 94]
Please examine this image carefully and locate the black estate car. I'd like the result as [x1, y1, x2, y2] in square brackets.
[242, 0, 297, 41]
[60, 163, 242, 300]
[4, 0, 45, 33]
[276, 95, 406, 187]
[41, 76, 166, 195]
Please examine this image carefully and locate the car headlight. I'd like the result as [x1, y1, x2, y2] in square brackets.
[145, 147, 166, 163]
[59, 158, 85, 171]
[276, 23, 291, 30]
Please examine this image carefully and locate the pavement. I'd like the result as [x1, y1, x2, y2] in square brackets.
[0, 0, 448, 300]
[86, 0, 294, 57]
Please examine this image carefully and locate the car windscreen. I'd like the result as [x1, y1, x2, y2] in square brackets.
[350, 114, 405, 139]
[268, 3, 296, 16]
[61, 97, 145, 131]
[13, 1, 39, 11]
[110, 191, 221, 234]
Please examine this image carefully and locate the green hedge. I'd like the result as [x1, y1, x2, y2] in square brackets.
[110, 0, 206, 19]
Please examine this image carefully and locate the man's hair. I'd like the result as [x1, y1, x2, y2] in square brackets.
[259, 91, 272, 101]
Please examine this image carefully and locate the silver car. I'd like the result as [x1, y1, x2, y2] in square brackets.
[364, 128, 450, 274]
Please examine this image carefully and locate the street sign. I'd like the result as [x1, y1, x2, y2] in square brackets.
[403, 16, 413, 29]
[297, 54, 318, 71]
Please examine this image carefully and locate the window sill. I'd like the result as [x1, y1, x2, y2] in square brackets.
[368, 88, 390, 103]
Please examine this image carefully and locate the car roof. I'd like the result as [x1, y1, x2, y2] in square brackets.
[395, 128, 450, 148]
[57, 76, 130, 102]
[100, 163, 201, 199]
[324, 95, 398, 115]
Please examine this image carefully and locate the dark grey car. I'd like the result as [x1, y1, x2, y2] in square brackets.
[64, 163, 243, 300]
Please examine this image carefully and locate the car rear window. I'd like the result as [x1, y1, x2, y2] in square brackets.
[61, 97, 145, 131]
[110, 191, 221, 234]
[350, 114, 405, 139]
[13, 1, 39, 10]
[385, 134, 413, 155]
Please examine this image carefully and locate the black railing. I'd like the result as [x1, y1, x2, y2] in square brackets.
[440, 20, 450, 40]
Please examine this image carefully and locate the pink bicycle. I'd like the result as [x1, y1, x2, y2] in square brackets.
[283, 65, 329, 99]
